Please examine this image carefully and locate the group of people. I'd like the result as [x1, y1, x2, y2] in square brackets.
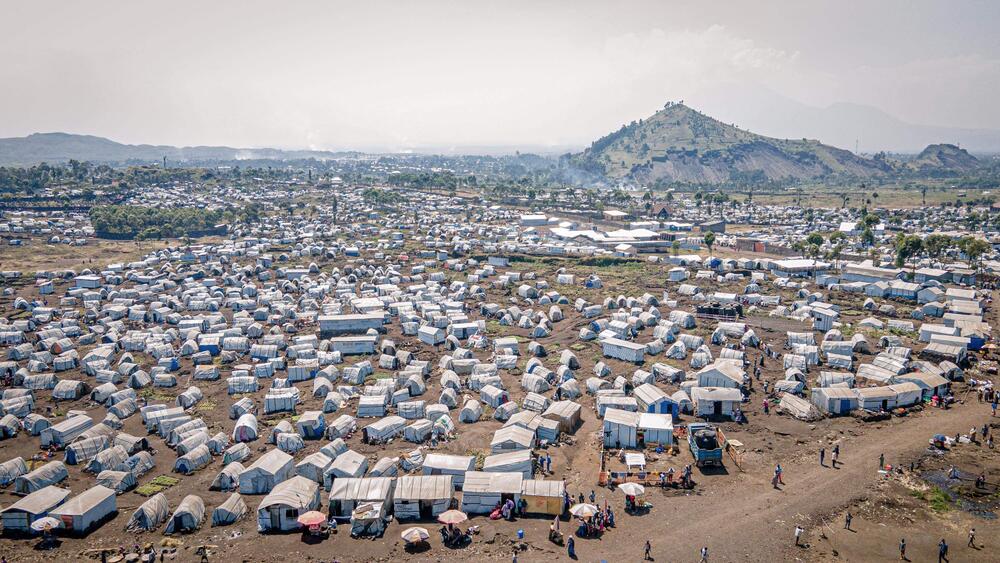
[656, 464, 693, 488]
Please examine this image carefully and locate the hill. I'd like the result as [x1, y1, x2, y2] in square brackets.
[907, 143, 979, 173]
[0, 132, 351, 166]
[567, 103, 895, 185]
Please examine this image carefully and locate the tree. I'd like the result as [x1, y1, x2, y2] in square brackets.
[806, 232, 824, 247]
[827, 243, 845, 269]
[671, 240, 680, 256]
[829, 231, 847, 244]
[959, 236, 990, 271]
[923, 234, 951, 261]
[861, 213, 880, 229]
[703, 231, 716, 252]
[894, 234, 923, 269]
[921, 186, 928, 205]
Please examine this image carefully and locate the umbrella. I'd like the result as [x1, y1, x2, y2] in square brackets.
[296, 511, 327, 527]
[401, 527, 430, 543]
[618, 482, 645, 496]
[569, 503, 599, 518]
[31, 517, 61, 532]
[437, 509, 468, 525]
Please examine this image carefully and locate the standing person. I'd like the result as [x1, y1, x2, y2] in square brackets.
[700, 546, 709, 563]
[567, 536, 576, 559]
[938, 538, 948, 563]
[832, 444, 840, 468]
[844, 511, 852, 530]
[879, 453, 885, 470]
[644, 540, 652, 561]
[546, 453, 552, 473]
[968, 528, 975, 548]
[794, 525, 804, 546]
[820, 448, 826, 466]
[763, 399, 770, 415]
[899, 538, 906, 560]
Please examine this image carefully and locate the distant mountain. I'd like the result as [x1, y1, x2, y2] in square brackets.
[0, 132, 353, 166]
[687, 83, 1000, 154]
[907, 144, 979, 173]
[567, 103, 894, 184]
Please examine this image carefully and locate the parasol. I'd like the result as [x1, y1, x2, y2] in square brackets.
[401, 526, 430, 543]
[437, 509, 468, 525]
[569, 503, 599, 518]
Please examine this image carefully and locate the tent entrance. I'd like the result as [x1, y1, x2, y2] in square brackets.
[419, 500, 433, 519]
[713, 401, 722, 417]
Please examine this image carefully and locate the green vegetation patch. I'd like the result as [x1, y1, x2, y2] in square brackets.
[136, 475, 181, 497]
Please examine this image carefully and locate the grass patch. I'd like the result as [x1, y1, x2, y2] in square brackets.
[911, 487, 953, 512]
[927, 487, 952, 512]
[139, 388, 173, 402]
[194, 400, 217, 413]
[135, 475, 181, 497]
[570, 343, 587, 351]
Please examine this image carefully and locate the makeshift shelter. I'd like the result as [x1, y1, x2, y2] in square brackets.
[211, 493, 248, 527]
[96, 470, 137, 494]
[239, 449, 294, 494]
[127, 492, 170, 531]
[49, 485, 116, 534]
[256, 476, 321, 532]
[520, 479, 565, 515]
[0, 485, 71, 534]
[164, 495, 205, 534]
[210, 462, 245, 491]
[422, 454, 475, 488]
[691, 387, 742, 419]
[174, 444, 212, 475]
[328, 477, 396, 519]
[461, 471, 523, 514]
[483, 450, 534, 478]
[393, 475, 454, 520]
[15, 461, 68, 494]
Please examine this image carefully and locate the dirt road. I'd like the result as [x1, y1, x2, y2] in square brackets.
[583, 400, 994, 563]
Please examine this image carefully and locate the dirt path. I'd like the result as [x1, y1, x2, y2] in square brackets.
[581, 401, 992, 562]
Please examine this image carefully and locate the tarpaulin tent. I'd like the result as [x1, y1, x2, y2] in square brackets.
[211, 493, 248, 527]
[164, 494, 205, 534]
[127, 492, 169, 531]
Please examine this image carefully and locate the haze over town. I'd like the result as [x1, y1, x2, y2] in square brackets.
[3, 0, 1000, 152]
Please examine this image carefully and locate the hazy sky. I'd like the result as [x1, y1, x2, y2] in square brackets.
[2, 0, 999, 152]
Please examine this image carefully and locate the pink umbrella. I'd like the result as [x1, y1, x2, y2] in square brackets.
[297, 511, 327, 527]
[437, 509, 469, 525]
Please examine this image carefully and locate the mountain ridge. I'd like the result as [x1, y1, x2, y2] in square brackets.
[567, 102, 979, 185]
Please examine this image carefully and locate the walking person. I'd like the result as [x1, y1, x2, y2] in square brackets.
[938, 538, 948, 563]
[699, 546, 709, 563]
[844, 511, 852, 530]
[794, 525, 804, 547]
[775, 463, 785, 485]
[819, 448, 825, 467]
[567, 536, 576, 559]
[899, 538, 906, 560]
[879, 452, 885, 470]
[832, 444, 840, 468]
[644, 540, 652, 561]
[968, 528, 975, 548]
